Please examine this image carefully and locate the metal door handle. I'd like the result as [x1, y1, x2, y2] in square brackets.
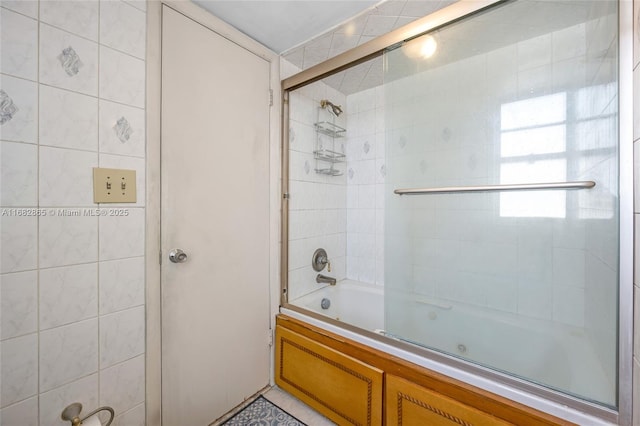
[169, 249, 188, 263]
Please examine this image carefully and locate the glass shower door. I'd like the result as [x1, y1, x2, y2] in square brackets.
[383, 0, 619, 407]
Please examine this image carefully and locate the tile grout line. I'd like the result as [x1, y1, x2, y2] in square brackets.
[36, 0, 41, 423]
[97, 0, 102, 411]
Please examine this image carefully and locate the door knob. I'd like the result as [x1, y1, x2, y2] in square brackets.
[169, 249, 188, 263]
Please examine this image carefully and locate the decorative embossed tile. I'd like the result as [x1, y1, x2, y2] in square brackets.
[222, 395, 307, 426]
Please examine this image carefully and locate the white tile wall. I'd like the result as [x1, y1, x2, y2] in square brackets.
[39, 263, 98, 330]
[1, 270, 37, 340]
[39, 214, 98, 268]
[39, 24, 99, 96]
[39, 147, 98, 206]
[0, 397, 38, 426]
[39, 0, 100, 41]
[99, 46, 145, 108]
[0, 8, 38, 81]
[99, 306, 144, 369]
[0, 1, 146, 422]
[38, 374, 98, 426]
[0, 141, 37, 206]
[99, 207, 145, 260]
[39, 319, 99, 392]
[0, 74, 38, 143]
[1, 334, 38, 407]
[99, 257, 144, 315]
[111, 403, 145, 426]
[39, 86, 99, 151]
[0, 214, 37, 273]
[286, 63, 349, 300]
[633, 0, 640, 423]
[98, 100, 145, 158]
[0, 1, 37, 18]
[99, 1, 146, 59]
[99, 355, 145, 415]
[345, 86, 385, 287]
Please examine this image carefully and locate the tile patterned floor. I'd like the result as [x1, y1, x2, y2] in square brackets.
[262, 387, 336, 426]
[221, 395, 306, 426]
[211, 386, 335, 426]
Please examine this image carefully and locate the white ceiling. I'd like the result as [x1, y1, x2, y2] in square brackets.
[192, 1, 380, 53]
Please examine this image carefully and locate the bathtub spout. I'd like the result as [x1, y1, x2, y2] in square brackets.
[316, 274, 337, 286]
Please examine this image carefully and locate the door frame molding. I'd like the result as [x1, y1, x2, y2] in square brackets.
[146, 2, 281, 424]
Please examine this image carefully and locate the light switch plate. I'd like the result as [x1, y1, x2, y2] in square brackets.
[93, 168, 137, 203]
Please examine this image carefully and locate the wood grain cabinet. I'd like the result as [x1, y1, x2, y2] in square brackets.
[275, 315, 574, 426]
[275, 325, 383, 425]
[385, 374, 513, 426]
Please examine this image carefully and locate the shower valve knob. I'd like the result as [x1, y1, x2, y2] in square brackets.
[169, 249, 188, 263]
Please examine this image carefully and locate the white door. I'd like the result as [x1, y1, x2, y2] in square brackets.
[160, 6, 271, 425]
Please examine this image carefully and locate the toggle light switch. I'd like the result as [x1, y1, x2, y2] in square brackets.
[93, 168, 137, 203]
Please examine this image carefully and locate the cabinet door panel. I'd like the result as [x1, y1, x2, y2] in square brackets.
[275, 325, 383, 425]
[386, 374, 513, 426]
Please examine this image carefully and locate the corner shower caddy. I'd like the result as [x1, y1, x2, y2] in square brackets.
[314, 101, 346, 176]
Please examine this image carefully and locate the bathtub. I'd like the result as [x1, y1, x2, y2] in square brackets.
[284, 280, 615, 425]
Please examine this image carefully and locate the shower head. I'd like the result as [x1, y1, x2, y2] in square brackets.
[320, 99, 343, 117]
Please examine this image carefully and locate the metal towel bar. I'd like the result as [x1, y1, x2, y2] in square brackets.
[394, 181, 596, 195]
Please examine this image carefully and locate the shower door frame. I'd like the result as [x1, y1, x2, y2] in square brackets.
[279, 0, 634, 424]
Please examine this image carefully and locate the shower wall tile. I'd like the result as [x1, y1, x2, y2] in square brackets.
[39, 147, 97, 206]
[0, 74, 38, 144]
[99, 100, 145, 158]
[1, 270, 37, 340]
[0, 141, 38, 207]
[0, 214, 37, 274]
[0, 396, 38, 426]
[99, 355, 145, 415]
[39, 85, 98, 151]
[552, 22, 585, 63]
[288, 120, 315, 154]
[552, 285, 584, 327]
[39, 214, 98, 268]
[99, 46, 145, 108]
[39, 24, 98, 96]
[0, 333, 38, 407]
[99, 257, 144, 315]
[98, 207, 145, 261]
[39, 319, 98, 392]
[99, 306, 144, 368]
[0, 8, 38, 81]
[38, 373, 98, 426]
[517, 280, 553, 320]
[39, 0, 99, 41]
[100, 1, 146, 59]
[39, 263, 98, 330]
[552, 248, 585, 288]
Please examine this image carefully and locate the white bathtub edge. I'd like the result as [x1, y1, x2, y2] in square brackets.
[280, 307, 616, 426]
